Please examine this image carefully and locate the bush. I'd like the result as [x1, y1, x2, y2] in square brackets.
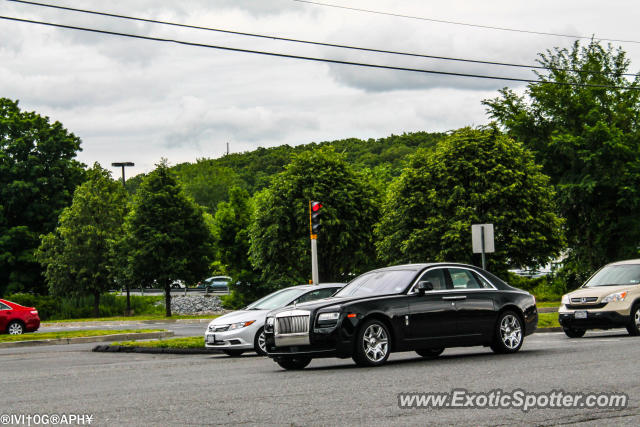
[3, 293, 59, 320]
[2, 293, 164, 320]
[503, 272, 546, 293]
[503, 272, 564, 302]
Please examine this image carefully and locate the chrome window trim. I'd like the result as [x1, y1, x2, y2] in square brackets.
[407, 266, 498, 294]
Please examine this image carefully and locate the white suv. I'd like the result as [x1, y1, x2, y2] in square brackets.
[559, 259, 640, 337]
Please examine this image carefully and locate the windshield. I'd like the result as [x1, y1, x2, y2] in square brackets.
[334, 270, 417, 298]
[245, 288, 308, 310]
[584, 264, 640, 287]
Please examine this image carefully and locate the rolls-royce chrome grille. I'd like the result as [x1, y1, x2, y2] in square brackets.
[274, 310, 311, 347]
[276, 316, 309, 334]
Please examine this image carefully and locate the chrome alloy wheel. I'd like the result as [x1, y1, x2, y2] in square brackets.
[500, 314, 522, 350]
[8, 322, 24, 335]
[258, 330, 267, 354]
[635, 307, 640, 328]
[363, 323, 389, 363]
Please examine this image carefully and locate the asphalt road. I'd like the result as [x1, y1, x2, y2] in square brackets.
[1, 330, 638, 426]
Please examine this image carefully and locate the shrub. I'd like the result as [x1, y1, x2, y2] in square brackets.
[2, 293, 164, 320]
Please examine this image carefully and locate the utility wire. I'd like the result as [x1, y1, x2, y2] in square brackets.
[1, 15, 637, 91]
[6, 0, 637, 78]
[293, 0, 640, 46]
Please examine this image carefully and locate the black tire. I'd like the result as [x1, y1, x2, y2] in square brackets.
[275, 356, 312, 370]
[352, 319, 391, 367]
[416, 348, 444, 359]
[626, 304, 640, 336]
[490, 311, 524, 354]
[223, 350, 245, 357]
[6, 320, 24, 335]
[563, 327, 587, 338]
[254, 327, 267, 356]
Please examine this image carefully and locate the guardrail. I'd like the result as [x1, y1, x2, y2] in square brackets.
[109, 288, 230, 296]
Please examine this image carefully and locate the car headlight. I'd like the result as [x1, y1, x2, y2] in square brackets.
[602, 291, 628, 303]
[317, 312, 340, 323]
[561, 294, 571, 305]
[265, 317, 274, 332]
[228, 320, 256, 330]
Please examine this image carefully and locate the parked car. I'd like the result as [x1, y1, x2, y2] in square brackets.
[559, 258, 640, 338]
[264, 263, 538, 370]
[197, 276, 232, 292]
[205, 283, 344, 356]
[0, 299, 40, 334]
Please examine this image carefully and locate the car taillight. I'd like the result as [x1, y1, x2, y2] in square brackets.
[31, 310, 38, 315]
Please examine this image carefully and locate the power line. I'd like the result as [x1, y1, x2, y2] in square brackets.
[6, 0, 637, 78]
[293, 0, 640, 46]
[1, 15, 637, 91]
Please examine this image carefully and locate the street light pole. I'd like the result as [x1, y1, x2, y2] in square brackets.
[112, 162, 134, 315]
[112, 162, 134, 186]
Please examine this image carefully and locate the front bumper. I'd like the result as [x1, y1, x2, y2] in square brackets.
[266, 317, 358, 359]
[558, 311, 631, 330]
[204, 325, 257, 350]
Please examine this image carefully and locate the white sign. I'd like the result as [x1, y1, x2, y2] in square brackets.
[472, 224, 495, 253]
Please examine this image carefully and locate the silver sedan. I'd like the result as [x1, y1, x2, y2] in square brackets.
[205, 283, 343, 356]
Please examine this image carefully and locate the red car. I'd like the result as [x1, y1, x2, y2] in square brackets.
[0, 299, 40, 334]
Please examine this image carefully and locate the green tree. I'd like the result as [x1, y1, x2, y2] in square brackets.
[173, 161, 243, 213]
[0, 98, 85, 296]
[124, 160, 214, 316]
[36, 164, 127, 317]
[211, 186, 260, 305]
[483, 40, 640, 282]
[375, 127, 564, 274]
[249, 148, 380, 290]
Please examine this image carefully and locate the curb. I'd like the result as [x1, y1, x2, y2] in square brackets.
[536, 327, 563, 332]
[0, 331, 174, 348]
[538, 307, 559, 313]
[93, 345, 221, 355]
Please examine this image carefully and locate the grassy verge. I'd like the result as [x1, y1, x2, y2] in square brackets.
[537, 301, 560, 308]
[538, 312, 560, 328]
[42, 314, 219, 323]
[113, 336, 204, 349]
[0, 329, 167, 343]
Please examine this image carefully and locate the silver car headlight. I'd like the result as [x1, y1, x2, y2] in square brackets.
[602, 291, 628, 303]
[561, 294, 570, 305]
[228, 320, 256, 330]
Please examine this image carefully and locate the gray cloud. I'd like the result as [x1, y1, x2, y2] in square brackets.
[2, 0, 640, 179]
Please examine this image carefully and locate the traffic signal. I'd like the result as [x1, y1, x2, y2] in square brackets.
[310, 201, 323, 235]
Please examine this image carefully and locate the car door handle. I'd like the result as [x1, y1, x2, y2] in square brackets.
[442, 296, 467, 301]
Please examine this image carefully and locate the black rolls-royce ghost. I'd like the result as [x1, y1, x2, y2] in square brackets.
[264, 263, 537, 370]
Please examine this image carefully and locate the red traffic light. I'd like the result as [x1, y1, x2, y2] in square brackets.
[311, 202, 323, 212]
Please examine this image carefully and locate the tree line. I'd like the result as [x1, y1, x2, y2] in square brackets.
[2, 40, 639, 315]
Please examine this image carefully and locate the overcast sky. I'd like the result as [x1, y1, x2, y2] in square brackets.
[2, 0, 640, 177]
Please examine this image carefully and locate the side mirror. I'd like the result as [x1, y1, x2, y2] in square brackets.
[416, 281, 434, 295]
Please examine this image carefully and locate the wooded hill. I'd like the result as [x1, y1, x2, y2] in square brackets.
[127, 131, 445, 212]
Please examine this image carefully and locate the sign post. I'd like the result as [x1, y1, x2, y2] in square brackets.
[472, 224, 495, 270]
